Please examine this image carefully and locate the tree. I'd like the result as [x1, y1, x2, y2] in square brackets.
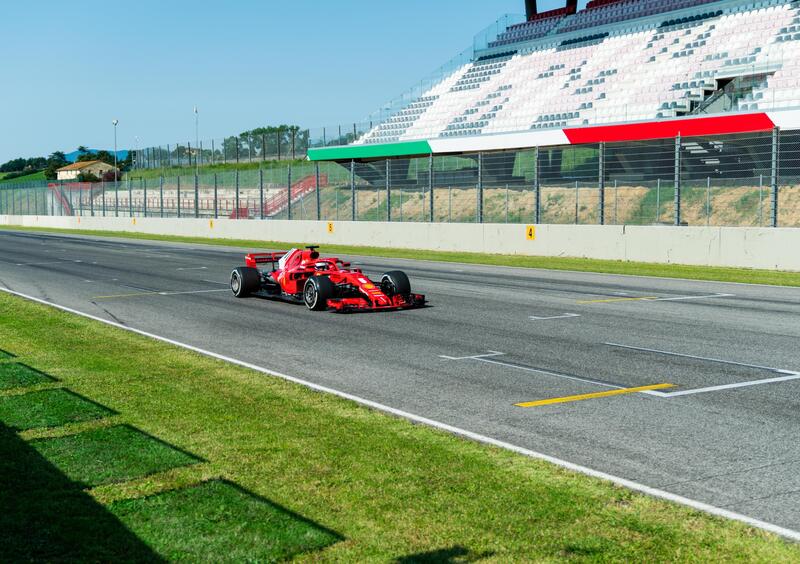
[44, 152, 68, 181]
[76, 171, 99, 183]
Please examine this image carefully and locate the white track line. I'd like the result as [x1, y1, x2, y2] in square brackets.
[157, 289, 229, 296]
[653, 374, 800, 397]
[605, 342, 794, 374]
[606, 343, 800, 397]
[529, 313, 581, 321]
[442, 353, 632, 391]
[2, 286, 800, 542]
[648, 293, 735, 302]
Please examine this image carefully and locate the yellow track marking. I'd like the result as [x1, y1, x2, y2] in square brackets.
[577, 296, 659, 304]
[515, 383, 675, 408]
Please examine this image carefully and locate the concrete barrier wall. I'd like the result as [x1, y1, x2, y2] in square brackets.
[2, 215, 798, 271]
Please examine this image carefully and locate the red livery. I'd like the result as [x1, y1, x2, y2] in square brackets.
[230, 246, 426, 312]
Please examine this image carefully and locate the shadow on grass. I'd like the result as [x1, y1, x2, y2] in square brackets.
[0, 348, 16, 360]
[395, 546, 495, 563]
[0, 362, 58, 391]
[29, 424, 203, 488]
[0, 421, 164, 562]
[110, 479, 343, 561]
[0, 388, 116, 430]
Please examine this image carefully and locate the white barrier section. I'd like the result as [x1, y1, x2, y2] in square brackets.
[1, 215, 799, 271]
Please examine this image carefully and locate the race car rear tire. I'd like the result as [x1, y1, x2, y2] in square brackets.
[230, 267, 261, 298]
[380, 271, 411, 297]
[304, 276, 334, 311]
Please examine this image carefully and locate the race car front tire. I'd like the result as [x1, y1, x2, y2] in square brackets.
[230, 267, 261, 298]
[380, 271, 411, 297]
[304, 276, 334, 311]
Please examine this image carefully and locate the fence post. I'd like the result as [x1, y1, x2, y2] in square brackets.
[235, 170, 240, 218]
[143, 179, 148, 218]
[159, 176, 164, 218]
[386, 160, 391, 222]
[277, 131, 281, 161]
[194, 174, 199, 218]
[449, 186, 452, 222]
[350, 160, 356, 221]
[211, 139, 215, 166]
[598, 142, 605, 225]
[574, 181, 579, 225]
[291, 129, 296, 160]
[477, 153, 483, 223]
[35, 186, 40, 216]
[759, 174, 764, 226]
[128, 178, 132, 217]
[27, 186, 32, 215]
[656, 178, 661, 222]
[505, 184, 509, 223]
[115, 180, 119, 217]
[315, 162, 322, 221]
[259, 169, 264, 220]
[287, 164, 293, 220]
[429, 154, 434, 223]
[213, 174, 218, 219]
[101, 180, 106, 216]
[771, 127, 780, 228]
[534, 147, 541, 224]
[706, 177, 711, 226]
[177, 176, 181, 218]
[262, 134, 267, 162]
[674, 134, 682, 226]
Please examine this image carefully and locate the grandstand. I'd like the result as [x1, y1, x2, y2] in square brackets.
[352, 0, 800, 146]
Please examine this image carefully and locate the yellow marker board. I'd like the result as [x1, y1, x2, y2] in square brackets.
[327, 222, 335, 234]
[526, 225, 536, 240]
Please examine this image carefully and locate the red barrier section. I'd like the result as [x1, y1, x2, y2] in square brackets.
[563, 113, 776, 144]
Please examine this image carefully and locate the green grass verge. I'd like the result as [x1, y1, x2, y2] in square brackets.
[0, 389, 112, 430]
[31, 425, 201, 487]
[3, 224, 799, 287]
[109, 480, 341, 561]
[0, 420, 166, 561]
[1, 292, 799, 560]
[124, 159, 307, 181]
[0, 170, 46, 185]
[0, 363, 55, 390]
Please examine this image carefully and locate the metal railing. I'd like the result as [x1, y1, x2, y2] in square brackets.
[3, 130, 799, 228]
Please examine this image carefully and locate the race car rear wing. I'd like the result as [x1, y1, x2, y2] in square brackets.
[245, 252, 287, 269]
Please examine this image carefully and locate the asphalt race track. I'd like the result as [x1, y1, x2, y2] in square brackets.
[1, 230, 800, 533]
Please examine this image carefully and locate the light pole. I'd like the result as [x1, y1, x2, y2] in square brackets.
[112, 119, 119, 183]
[194, 106, 199, 175]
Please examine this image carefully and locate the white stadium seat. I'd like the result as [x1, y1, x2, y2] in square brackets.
[355, 0, 800, 145]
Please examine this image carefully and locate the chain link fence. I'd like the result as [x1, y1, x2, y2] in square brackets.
[2, 130, 799, 228]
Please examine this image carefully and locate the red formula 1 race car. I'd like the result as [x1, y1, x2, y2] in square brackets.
[230, 246, 426, 312]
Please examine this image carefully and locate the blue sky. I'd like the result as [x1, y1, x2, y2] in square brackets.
[0, 0, 586, 162]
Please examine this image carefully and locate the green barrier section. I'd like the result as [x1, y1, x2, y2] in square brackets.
[0, 363, 56, 391]
[0, 389, 111, 430]
[110, 480, 341, 561]
[31, 425, 201, 487]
